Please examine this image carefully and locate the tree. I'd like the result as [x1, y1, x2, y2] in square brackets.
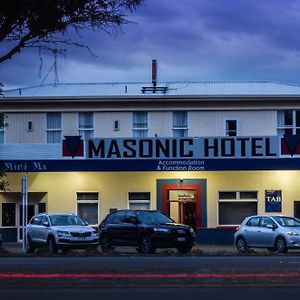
[0, 0, 144, 63]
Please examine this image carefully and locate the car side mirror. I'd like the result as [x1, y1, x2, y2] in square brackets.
[43, 221, 50, 227]
[84, 222, 89, 226]
[267, 224, 276, 230]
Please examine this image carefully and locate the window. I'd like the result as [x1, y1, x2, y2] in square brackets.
[218, 191, 258, 225]
[225, 119, 238, 136]
[46, 112, 61, 143]
[277, 110, 300, 136]
[77, 192, 99, 225]
[173, 111, 188, 137]
[2, 203, 16, 226]
[0, 125, 4, 144]
[132, 112, 148, 138]
[128, 192, 150, 210]
[246, 217, 260, 227]
[78, 112, 94, 139]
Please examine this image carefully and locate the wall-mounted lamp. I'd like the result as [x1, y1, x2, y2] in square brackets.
[179, 178, 183, 183]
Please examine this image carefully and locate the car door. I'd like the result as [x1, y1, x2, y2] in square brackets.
[255, 217, 277, 247]
[109, 211, 127, 245]
[121, 211, 141, 245]
[27, 215, 42, 243]
[242, 216, 261, 246]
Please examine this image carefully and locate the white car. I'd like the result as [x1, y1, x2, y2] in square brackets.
[26, 213, 99, 254]
[234, 215, 300, 253]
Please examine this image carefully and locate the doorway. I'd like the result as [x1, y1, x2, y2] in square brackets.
[162, 184, 201, 230]
[294, 201, 300, 219]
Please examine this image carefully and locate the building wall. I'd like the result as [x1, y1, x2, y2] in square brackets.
[2, 170, 298, 228]
[6, 113, 45, 144]
[3, 110, 278, 144]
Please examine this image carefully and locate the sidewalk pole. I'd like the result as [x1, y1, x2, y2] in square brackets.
[21, 176, 28, 254]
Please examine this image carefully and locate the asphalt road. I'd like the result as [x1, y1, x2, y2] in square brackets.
[1, 256, 300, 299]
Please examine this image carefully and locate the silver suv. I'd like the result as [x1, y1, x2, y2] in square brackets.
[234, 215, 300, 253]
[26, 213, 99, 253]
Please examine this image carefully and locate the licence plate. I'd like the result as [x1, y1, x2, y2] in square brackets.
[77, 237, 87, 241]
[177, 237, 186, 242]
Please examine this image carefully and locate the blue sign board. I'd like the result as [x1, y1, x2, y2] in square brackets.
[265, 190, 282, 212]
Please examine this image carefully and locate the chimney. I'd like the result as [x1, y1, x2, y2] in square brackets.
[152, 59, 157, 87]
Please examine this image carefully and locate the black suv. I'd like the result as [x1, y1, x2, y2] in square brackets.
[98, 210, 196, 254]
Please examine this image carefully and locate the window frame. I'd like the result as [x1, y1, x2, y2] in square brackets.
[172, 111, 188, 137]
[132, 111, 148, 138]
[218, 190, 258, 226]
[224, 118, 238, 136]
[78, 112, 94, 140]
[46, 112, 62, 144]
[277, 110, 300, 136]
[128, 192, 151, 210]
[76, 192, 99, 226]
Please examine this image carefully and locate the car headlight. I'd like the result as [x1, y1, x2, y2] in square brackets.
[188, 227, 195, 233]
[92, 230, 98, 235]
[154, 228, 170, 233]
[57, 230, 70, 236]
[287, 231, 299, 236]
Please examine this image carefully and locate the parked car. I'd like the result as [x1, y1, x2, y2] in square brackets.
[234, 215, 300, 253]
[98, 209, 196, 254]
[26, 213, 99, 253]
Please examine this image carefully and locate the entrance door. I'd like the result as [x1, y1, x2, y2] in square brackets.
[163, 184, 201, 230]
[294, 201, 300, 219]
[18, 204, 36, 241]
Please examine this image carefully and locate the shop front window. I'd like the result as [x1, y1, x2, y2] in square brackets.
[2, 203, 16, 226]
[128, 192, 150, 210]
[218, 191, 257, 225]
[77, 192, 98, 225]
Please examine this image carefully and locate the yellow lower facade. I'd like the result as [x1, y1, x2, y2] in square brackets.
[1, 170, 299, 242]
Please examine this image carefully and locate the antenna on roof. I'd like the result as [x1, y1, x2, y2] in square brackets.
[40, 49, 59, 86]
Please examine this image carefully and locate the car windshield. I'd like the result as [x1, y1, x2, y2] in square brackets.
[49, 215, 86, 226]
[273, 216, 300, 227]
[136, 211, 173, 225]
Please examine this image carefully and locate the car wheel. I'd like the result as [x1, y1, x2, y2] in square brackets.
[275, 237, 288, 253]
[48, 236, 58, 254]
[26, 236, 35, 254]
[100, 234, 111, 252]
[140, 235, 156, 254]
[236, 236, 248, 253]
[177, 245, 193, 254]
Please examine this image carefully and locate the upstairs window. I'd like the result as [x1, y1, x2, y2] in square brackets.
[133, 112, 148, 138]
[0, 125, 4, 144]
[46, 112, 61, 143]
[173, 111, 188, 137]
[225, 119, 238, 136]
[78, 112, 94, 140]
[277, 110, 300, 136]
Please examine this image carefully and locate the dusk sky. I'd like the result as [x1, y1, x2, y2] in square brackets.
[2, 0, 300, 90]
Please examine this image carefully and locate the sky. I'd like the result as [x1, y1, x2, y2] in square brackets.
[2, 0, 300, 90]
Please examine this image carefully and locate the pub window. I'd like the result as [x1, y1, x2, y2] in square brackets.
[132, 112, 148, 138]
[225, 119, 238, 136]
[2, 203, 16, 227]
[128, 192, 150, 210]
[46, 112, 61, 143]
[277, 110, 300, 136]
[78, 112, 94, 140]
[173, 111, 188, 137]
[77, 192, 99, 225]
[218, 191, 257, 225]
